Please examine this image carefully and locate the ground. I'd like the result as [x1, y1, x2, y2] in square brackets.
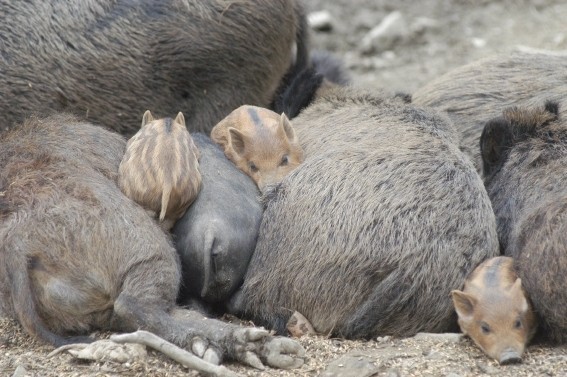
[2, 0, 567, 376]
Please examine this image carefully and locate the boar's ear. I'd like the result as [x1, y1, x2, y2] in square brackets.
[174, 112, 186, 127]
[451, 290, 477, 320]
[280, 113, 297, 143]
[141, 110, 154, 128]
[480, 116, 514, 178]
[228, 127, 246, 157]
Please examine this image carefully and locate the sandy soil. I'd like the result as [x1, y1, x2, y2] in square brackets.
[2, 0, 567, 376]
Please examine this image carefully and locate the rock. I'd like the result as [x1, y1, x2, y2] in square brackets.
[12, 365, 27, 377]
[321, 352, 378, 377]
[360, 11, 408, 54]
[286, 311, 316, 338]
[413, 332, 464, 343]
[308, 10, 333, 32]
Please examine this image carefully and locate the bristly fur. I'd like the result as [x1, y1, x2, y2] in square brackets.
[231, 85, 499, 339]
[481, 101, 566, 344]
[0, 0, 306, 135]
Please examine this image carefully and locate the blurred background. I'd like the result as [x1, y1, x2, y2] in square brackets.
[303, 0, 567, 92]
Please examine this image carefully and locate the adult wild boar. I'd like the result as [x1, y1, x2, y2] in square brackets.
[480, 101, 567, 344]
[0, 114, 304, 369]
[172, 133, 263, 305]
[229, 86, 500, 338]
[413, 52, 567, 171]
[0, 0, 307, 135]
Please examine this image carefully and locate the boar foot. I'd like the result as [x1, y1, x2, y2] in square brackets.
[111, 331, 239, 377]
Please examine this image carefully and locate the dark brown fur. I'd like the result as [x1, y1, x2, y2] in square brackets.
[413, 52, 567, 171]
[480, 102, 567, 344]
[0, 114, 305, 368]
[229, 86, 499, 338]
[0, 0, 306, 135]
[119, 111, 201, 230]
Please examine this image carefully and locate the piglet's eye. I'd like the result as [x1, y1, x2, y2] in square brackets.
[514, 319, 522, 329]
[249, 162, 259, 173]
[280, 155, 289, 166]
[481, 322, 491, 334]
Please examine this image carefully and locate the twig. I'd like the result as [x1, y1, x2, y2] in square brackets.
[110, 330, 240, 377]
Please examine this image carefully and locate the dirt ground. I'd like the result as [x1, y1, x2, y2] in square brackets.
[2, 0, 567, 376]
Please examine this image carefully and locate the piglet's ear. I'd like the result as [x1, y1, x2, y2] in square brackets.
[280, 113, 297, 143]
[174, 112, 186, 127]
[510, 278, 529, 312]
[228, 127, 246, 157]
[141, 110, 154, 128]
[480, 116, 514, 178]
[451, 290, 477, 321]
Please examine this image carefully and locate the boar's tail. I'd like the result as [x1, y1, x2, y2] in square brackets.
[159, 184, 172, 221]
[9, 259, 70, 347]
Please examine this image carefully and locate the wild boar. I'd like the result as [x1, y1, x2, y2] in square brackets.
[0, 114, 305, 369]
[0, 0, 308, 135]
[480, 101, 567, 344]
[172, 133, 262, 304]
[210, 105, 304, 191]
[413, 52, 567, 171]
[118, 111, 201, 230]
[228, 85, 500, 338]
[452, 256, 537, 364]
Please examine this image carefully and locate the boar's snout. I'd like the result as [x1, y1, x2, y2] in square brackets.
[499, 349, 522, 365]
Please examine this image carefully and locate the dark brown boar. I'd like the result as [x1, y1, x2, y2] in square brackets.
[413, 52, 567, 171]
[119, 111, 201, 230]
[210, 105, 304, 191]
[452, 256, 537, 364]
[0, 114, 305, 369]
[228, 86, 500, 338]
[0, 0, 308, 135]
[480, 101, 567, 344]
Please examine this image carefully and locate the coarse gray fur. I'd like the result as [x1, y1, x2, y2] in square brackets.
[229, 86, 499, 338]
[480, 102, 567, 344]
[172, 133, 262, 304]
[413, 52, 567, 171]
[0, 0, 305, 135]
[0, 114, 304, 368]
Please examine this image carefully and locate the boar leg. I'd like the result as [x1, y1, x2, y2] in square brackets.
[111, 293, 305, 369]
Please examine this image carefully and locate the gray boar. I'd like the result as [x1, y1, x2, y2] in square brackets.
[211, 105, 304, 191]
[480, 101, 567, 344]
[0, 0, 307, 135]
[413, 52, 567, 171]
[0, 114, 304, 369]
[452, 256, 537, 364]
[119, 111, 201, 231]
[172, 133, 263, 304]
[229, 86, 500, 338]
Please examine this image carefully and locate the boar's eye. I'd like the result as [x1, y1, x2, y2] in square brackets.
[514, 319, 522, 329]
[249, 162, 259, 173]
[481, 322, 491, 334]
[280, 155, 289, 166]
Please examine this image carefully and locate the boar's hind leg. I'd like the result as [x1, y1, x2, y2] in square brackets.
[9, 257, 93, 347]
[111, 294, 305, 369]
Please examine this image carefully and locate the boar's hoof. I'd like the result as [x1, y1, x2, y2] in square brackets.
[227, 327, 305, 370]
[499, 350, 522, 365]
